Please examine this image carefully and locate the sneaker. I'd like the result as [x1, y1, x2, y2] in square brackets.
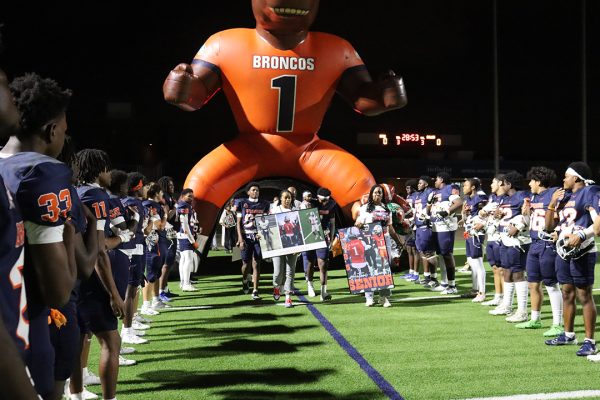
[164, 291, 179, 298]
[419, 277, 432, 286]
[409, 274, 421, 283]
[472, 293, 486, 303]
[401, 273, 413, 279]
[120, 347, 136, 355]
[460, 289, 478, 299]
[576, 340, 597, 356]
[65, 380, 99, 400]
[132, 329, 146, 336]
[505, 310, 528, 323]
[119, 355, 137, 366]
[587, 353, 600, 362]
[545, 333, 578, 346]
[381, 297, 392, 308]
[242, 277, 250, 294]
[481, 297, 503, 306]
[121, 333, 148, 345]
[181, 284, 199, 292]
[431, 283, 447, 292]
[251, 290, 261, 300]
[140, 306, 159, 316]
[489, 305, 512, 316]
[427, 279, 440, 289]
[441, 286, 458, 295]
[134, 314, 152, 324]
[82, 370, 101, 386]
[307, 282, 316, 297]
[457, 265, 472, 274]
[543, 324, 565, 337]
[365, 298, 374, 307]
[159, 292, 172, 302]
[152, 300, 170, 310]
[284, 298, 294, 308]
[132, 321, 150, 330]
[320, 292, 332, 301]
[515, 319, 542, 329]
[273, 287, 281, 301]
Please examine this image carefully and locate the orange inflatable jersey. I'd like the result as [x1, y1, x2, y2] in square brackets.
[185, 29, 376, 232]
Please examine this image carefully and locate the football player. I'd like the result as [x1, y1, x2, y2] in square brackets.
[514, 167, 563, 336]
[413, 176, 437, 287]
[489, 171, 531, 323]
[1, 73, 78, 399]
[461, 178, 488, 302]
[157, 176, 178, 302]
[235, 182, 270, 299]
[544, 162, 599, 357]
[429, 172, 462, 294]
[402, 179, 420, 281]
[176, 188, 201, 291]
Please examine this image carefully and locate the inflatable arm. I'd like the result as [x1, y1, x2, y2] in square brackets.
[337, 68, 407, 116]
[162, 63, 221, 111]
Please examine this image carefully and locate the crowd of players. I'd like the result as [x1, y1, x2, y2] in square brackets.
[0, 72, 203, 399]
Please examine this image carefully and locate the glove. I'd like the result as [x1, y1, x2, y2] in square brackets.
[118, 231, 134, 243]
[436, 210, 449, 218]
[48, 309, 67, 328]
[379, 70, 407, 108]
[163, 63, 205, 110]
[193, 241, 200, 250]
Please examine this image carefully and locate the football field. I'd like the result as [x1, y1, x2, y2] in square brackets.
[87, 247, 600, 400]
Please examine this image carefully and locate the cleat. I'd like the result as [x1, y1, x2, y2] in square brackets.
[82, 370, 101, 386]
[505, 310, 528, 323]
[121, 333, 148, 345]
[140, 306, 159, 316]
[132, 321, 150, 330]
[489, 305, 513, 316]
[273, 286, 281, 301]
[576, 340, 597, 356]
[431, 283, 446, 292]
[401, 273, 413, 279]
[440, 286, 458, 295]
[181, 284, 199, 292]
[152, 300, 169, 310]
[159, 292, 172, 302]
[472, 293, 487, 303]
[120, 347, 136, 355]
[543, 324, 565, 337]
[481, 297, 502, 306]
[164, 291, 179, 298]
[82, 388, 99, 400]
[515, 319, 543, 329]
[320, 292, 332, 301]
[460, 289, 478, 299]
[242, 277, 250, 294]
[545, 333, 577, 346]
[251, 290, 261, 300]
[119, 355, 137, 366]
[587, 353, 600, 362]
[284, 297, 294, 308]
[381, 297, 392, 308]
[307, 281, 316, 297]
[134, 314, 152, 324]
[365, 297, 374, 307]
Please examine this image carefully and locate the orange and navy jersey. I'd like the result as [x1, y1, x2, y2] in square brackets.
[0, 175, 28, 356]
[346, 239, 366, 264]
[193, 28, 364, 135]
[283, 222, 295, 236]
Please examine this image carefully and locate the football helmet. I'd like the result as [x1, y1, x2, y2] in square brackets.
[372, 224, 383, 235]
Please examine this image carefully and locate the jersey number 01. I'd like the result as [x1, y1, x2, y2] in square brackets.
[271, 75, 297, 132]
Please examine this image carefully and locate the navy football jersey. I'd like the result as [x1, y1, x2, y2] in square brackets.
[0, 174, 28, 355]
[315, 198, 337, 232]
[122, 196, 146, 246]
[413, 188, 434, 228]
[529, 187, 559, 240]
[236, 198, 270, 235]
[107, 194, 133, 250]
[176, 200, 198, 250]
[498, 190, 532, 246]
[143, 199, 165, 238]
[431, 184, 461, 232]
[464, 192, 488, 220]
[558, 185, 600, 235]
[0, 152, 72, 322]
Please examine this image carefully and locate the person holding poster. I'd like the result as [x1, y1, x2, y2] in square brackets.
[355, 184, 400, 307]
[270, 190, 300, 307]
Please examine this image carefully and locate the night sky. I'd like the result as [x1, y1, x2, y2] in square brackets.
[1, 1, 598, 182]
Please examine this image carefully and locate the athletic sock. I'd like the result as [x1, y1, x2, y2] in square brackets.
[546, 284, 563, 326]
[515, 281, 528, 312]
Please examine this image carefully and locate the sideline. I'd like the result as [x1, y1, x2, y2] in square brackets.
[461, 390, 600, 400]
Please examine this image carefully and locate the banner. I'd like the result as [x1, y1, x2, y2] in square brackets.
[339, 224, 395, 294]
[258, 208, 327, 259]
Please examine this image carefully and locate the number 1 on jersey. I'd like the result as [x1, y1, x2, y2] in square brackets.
[271, 75, 297, 132]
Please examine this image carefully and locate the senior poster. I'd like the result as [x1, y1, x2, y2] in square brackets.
[339, 224, 395, 294]
[258, 208, 327, 258]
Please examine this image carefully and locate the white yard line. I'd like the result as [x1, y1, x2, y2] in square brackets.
[461, 390, 600, 400]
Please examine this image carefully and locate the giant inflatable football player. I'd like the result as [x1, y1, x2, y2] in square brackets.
[163, 0, 407, 235]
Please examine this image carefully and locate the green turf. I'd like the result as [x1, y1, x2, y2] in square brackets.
[85, 246, 600, 400]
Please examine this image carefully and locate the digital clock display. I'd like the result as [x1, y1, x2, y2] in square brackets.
[379, 133, 442, 146]
[356, 133, 461, 147]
